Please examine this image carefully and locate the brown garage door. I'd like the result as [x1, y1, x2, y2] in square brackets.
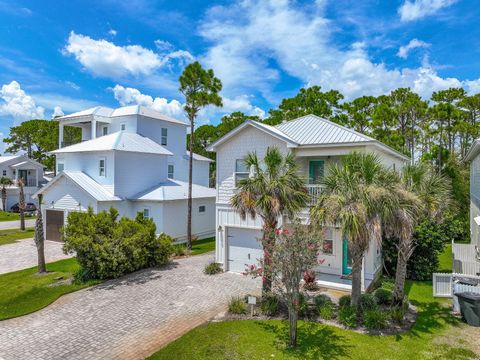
[46, 210, 64, 242]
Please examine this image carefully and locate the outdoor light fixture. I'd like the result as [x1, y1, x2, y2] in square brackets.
[217, 225, 223, 232]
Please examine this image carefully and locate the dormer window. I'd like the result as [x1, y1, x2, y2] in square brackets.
[99, 158, 106, 177]
[161, 128, 168, 146]
[120, 123, 126, 131]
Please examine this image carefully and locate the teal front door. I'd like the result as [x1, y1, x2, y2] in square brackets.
[342, 238, 352, 275]
[309, 160, 324, 184]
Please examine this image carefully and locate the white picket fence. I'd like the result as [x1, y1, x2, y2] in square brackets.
[452, 242, 480, 276]
[433, 272, 480, 298]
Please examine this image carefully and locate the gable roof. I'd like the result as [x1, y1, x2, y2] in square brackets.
[466, 139, 480, 161]
[184, 151, 214, 162]
[51, 131, 173, 156]
[0, 155, 45, 168]
[34, 171, 121, 202]
[56, 105, 187, 126]
[130, 179, 216, 201]
[206, 120, 298, 151]
[0, 155, 22, 164]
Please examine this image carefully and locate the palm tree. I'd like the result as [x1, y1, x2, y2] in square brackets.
[231, 146, 309, 294]
[34, 194, 46, 273]
[0, 176, 13, 212]
[388, 163, 450, 304]
[310, 152, 399, 306]
[18, 178, 25, 231]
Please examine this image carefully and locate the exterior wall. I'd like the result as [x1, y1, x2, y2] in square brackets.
[471, 155, 480, 247]
[113, 152, 168, 198]
[216, 126, 289, 205]
[42, 176, 97, 212]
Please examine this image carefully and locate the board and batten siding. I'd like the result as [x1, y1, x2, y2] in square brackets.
[216, 126, 289, 205]
[470, 155, 480, 247]
[42, 177, 96, 212]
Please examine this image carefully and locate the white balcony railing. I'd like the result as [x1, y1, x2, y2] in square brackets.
[306, 184, 324, 205]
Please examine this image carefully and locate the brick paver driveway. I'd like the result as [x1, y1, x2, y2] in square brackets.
[0, 238, 70, 275]
[0, 253, 260, 360]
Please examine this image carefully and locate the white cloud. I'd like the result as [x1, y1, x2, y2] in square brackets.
[108, 29, 117, 36]
[397, 39, 431, 59]
[112, 84, 184, 118]
[398, 0, 457, 22]
[32, 93, 97, 113]
[222, 95, 266, 118]
[63, 32, 193, 79]
[0, 81, 44, 122]
[198, 0, 478, 101]
[52, 106, 64, 118]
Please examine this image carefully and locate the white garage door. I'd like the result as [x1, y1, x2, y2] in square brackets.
[227, 227, 263, 273]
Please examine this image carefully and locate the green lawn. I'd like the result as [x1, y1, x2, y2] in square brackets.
[0, 211, 36, 222]
[174, 237, 215, 256]
[0, 227, 35, 246]
[0, 258, 98, 321]
[150, 244, 478, 360]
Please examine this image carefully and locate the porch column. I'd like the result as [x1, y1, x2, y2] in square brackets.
[91, 118, 97, 139]
[36, 169, 39, 186]
[59, 123, 64, 148]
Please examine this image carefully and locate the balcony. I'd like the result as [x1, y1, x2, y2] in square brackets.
[306, 184, 324, 205]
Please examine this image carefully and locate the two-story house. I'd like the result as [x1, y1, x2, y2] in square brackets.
[207, 114, 408, 291]
[0, 155, 46, 210]
[35, 105, 215, 242]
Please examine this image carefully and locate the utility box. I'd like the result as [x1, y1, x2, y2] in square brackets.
[457, 292, 480, 327]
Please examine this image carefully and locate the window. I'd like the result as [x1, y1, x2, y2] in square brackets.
[198, 205, 206, 213]
[143, 208, 150, 219]
[321, 227, 334, 255]
[2, 170, 6, 176]
[161, 128, 168, 146]
[57, 162, 64, 173]
[102, 126, 108, 136]
[99, 158, 106, 177]
[120, 123, 126, 131]
[168, 164, 174, 179]
[235, 159, 249, 187]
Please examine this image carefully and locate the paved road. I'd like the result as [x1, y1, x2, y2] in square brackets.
[0, 219, 36, 230]
[0, 238, 70, 275]
[0, 253, 260, 360]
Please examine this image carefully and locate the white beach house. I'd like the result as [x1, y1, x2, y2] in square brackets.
[35, 105, 215, 242]
[207, 114, 408, 291]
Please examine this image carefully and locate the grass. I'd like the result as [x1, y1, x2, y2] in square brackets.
[0, 227, 35, 246]
[0, 258, 98, 321]
[0, 211, 21, 221]
[174, 237, 215, 256]
[438, 243, 453, 273]
[150, 244, 478, 360]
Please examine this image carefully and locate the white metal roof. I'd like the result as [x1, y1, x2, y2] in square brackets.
[51, 132, 173, 156]
[130, 179, 216, 201]
[466, 139, 480, 161]
[0, 155, 22, 164]
[34, 171, 121, 202]
[275, 114, 374, 145]
[57, 105, 187, 126]
[185, 151, 214, 162]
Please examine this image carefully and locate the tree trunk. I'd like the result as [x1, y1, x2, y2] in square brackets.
[393, 247, 409, 304]
[261, 223, 277, 295]
[350, 255, 363, 307]
[35, 195, 46, 273]
[19, 180, 25, 231]
[1, 187, 6, 212]
[186, 118, 194, 250]
[288, 303, 298, 347]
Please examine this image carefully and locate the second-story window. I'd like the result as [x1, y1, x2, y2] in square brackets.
[102, 126, 108, 136]
[168, 164, 174, 179]
[120, 123, 126, 131]
[2, 170, 6, 176]
[57, 160, 64, 173]
[161, 128, 168, 146]
[99, 158, 106, 177]
[143, 208, 150, 219]
[235, 159, 249, 187]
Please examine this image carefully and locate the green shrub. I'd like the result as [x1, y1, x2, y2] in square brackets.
[318, 302, 335, 320]
[363, 309, 388, 331]
[390, 306, 405, 323]
[338, 295, 351, 308]
[358, 294, 378, 313]
[338, 305, 357, 327]
[374, 288, 392, 305]
[228, 297, 247, 314]
[261, 294, 279, 316]
[63, 208, 174, 280]
[314, 294, 332, 308]
[203, 262, 222, 275]
[173, 244, 189, 257]
[298, 293, 309, 317]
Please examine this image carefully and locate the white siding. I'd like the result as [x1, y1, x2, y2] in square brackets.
[42, 177, 97, 212]
[470, 155, 480, 247]
[216, 126, 289, 204]
[59, 151, 115, 188]
[113, 152, 168, 198]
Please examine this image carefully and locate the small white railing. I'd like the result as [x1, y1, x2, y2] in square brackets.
[452, 241, 480, 276]
[433, 272, 480, 297]
[306, 184, 324, 205]
[453, 242, 477, 262]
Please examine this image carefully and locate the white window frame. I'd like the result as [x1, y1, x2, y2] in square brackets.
[143, 207, 150, 219]
[161, 128, 168, 146]
[102, 126, 108, 136]
[57, 159, 65, 173]
[168, 164, 174, 179]
[198, 205, 206, 214]
[2, 170, 6, 176]
[120, 123, 126, 131]
[234, 159, 249, 187]
[321, 227, 335, 256]
[99, 157, 106, 177]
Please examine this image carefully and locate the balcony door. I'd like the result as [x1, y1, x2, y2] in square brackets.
[308, 160, 324, 184]
[18, 170, 28, 185]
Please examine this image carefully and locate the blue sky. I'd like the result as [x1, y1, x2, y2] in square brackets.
[0, 0, 480, 152]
